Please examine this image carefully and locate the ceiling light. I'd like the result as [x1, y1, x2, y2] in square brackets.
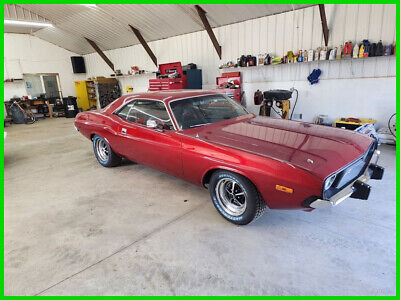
[4, 19, 53, 27]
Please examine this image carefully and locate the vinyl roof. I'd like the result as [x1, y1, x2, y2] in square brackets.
[5, 4, 314, 55]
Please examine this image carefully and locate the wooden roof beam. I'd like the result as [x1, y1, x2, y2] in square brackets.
[318, 4, 329, 47]
[195, 5, 222, 59]
[129, 25, 157, 67]
[85, 38, 114, 71]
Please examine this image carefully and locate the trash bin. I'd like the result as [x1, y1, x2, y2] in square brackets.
[64, 97, 79, 118]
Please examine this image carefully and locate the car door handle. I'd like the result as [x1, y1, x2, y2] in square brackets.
[121, 128, 127, 134]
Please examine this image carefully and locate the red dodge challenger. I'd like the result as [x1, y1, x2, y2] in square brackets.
[74, 90, 384, 225]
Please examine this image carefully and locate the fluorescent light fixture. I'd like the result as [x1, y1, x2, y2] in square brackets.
[80, 4, 97, 7]
[4, 19, 53, 27]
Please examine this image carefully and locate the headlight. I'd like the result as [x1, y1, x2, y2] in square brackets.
[324, 174, 337, 190]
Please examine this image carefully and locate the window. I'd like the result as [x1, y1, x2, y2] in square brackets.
[134, 100, 170, 121]
[116, 100, 174, 130]
[170, 94, 249, 130]
[24, 75, 43, 98]
[117, 102, 134, 120]
[23, 74, 62, 98]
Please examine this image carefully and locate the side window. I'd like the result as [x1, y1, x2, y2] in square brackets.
[116, 102, 136, 121]
[116, 100, 173, 130]
[134, 100, 173, 130]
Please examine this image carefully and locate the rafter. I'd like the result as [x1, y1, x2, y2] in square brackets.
[85, 38, 114, 71]
[194, 5, 222, 59]
[129, 25, 157, 67]
[318, 4, 329, 47]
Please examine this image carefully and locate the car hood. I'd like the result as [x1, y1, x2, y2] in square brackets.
[184, 115, 374, 179]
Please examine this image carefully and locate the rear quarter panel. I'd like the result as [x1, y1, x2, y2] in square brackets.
[180, 134, 322, 210]
[74, 111, 123, 156]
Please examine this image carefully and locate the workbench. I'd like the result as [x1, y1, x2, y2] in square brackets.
[5, 98, 53, 120]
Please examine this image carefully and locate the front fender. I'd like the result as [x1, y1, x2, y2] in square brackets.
[201, 165, 255, 187]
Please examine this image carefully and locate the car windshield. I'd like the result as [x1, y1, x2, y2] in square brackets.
[170, 94, 249, 130]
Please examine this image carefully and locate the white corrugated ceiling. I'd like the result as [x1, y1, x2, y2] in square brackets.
[4, 4, 51, 34]
[5, 4, 314, 55]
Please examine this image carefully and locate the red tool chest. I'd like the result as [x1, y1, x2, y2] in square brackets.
[148, 62, 187, 91]
[214, 72, 242, 104]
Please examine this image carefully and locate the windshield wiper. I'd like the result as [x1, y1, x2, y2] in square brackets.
[189, 123, 212, 128]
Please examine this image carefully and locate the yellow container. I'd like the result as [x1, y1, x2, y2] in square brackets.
[74, 80, 97, 111]
[334, 118, 376, 130]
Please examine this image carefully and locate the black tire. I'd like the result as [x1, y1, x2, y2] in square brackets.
[209, 170, 266, 225]
[92, 135, 122, 167]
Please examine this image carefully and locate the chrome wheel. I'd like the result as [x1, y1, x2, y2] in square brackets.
[95, 138, 109, 162]
[215, 178, 247, 216]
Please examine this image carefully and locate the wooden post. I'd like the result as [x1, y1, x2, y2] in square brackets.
[129, 25, 158, 67]
[195, 5, 222, 59]
[85, 38, 115, 71]
[46, 100, 53, 118]
[318, 4, 329, 47]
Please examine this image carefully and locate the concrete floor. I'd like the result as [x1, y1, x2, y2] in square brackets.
[4, 118, 396, 296]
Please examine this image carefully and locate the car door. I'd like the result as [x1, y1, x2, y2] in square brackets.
[110, 101, 140, 160]
[114, 99, 183, 178]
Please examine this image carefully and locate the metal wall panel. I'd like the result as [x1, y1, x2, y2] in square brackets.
[4, 33, 87, 97]
[84, 4, 396, 86]
[5, 5, 394, 126]
[80, 4, 396, 128]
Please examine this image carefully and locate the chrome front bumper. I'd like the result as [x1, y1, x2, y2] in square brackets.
[308, 150, 383, 209]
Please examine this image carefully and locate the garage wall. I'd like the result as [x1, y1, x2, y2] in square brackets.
[82, 4, 395, 128]
[4, 33, 86, 100]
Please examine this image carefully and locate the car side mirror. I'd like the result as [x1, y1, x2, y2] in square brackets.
[146, 119, 157, 129]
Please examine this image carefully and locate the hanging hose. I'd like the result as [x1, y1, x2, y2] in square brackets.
[290, 88, 299, 120]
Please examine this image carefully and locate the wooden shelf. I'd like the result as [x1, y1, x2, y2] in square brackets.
[4, 78, 23, 83]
